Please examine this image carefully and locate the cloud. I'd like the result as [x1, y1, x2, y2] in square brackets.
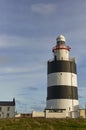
[0, 60, 45, 74]
[0, 65, 46, 82]
[0, 35, 36, 48]
[18, 86, 38, 96]
[26, 86, 38, 91]
[0, 34, 53, 54]
[16, 95, 46, 112]
[0, 56, 9, 64]
[31, 3, 56, 15]
[0, 67, 30, 74]
[32, 98, 46, 112]
[31, 105, 44, 112]
[16, 99, 29, 113]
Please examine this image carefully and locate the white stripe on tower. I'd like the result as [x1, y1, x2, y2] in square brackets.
[48, 72, 77, 87]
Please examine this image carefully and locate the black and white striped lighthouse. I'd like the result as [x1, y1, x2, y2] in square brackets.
[46, 35, 79, 117]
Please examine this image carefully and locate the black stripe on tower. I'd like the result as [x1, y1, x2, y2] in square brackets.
[48, 60, 77, 74]
[47, 86, 78, 100]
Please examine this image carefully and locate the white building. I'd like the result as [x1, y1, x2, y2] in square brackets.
[32, 111, 44, 118]
[0, 98, 15, 118]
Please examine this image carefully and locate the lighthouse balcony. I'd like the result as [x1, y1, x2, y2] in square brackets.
[48, 58, 70, 62]
[48, 57, 75, 62]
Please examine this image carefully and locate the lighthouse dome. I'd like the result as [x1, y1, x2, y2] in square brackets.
[56, 35, 66, 42]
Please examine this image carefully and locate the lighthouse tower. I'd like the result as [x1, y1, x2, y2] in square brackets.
[46, 35, 79, 118]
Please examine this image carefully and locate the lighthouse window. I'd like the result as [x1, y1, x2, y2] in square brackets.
[49, 109, 66, 113]
[7, 107, 10, 111]
[57, 110, 63, 113]
[0, 107, 2, 111]
[7, 113, 9, 117]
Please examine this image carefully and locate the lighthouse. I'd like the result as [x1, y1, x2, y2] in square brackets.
[46, 35, 79, 118]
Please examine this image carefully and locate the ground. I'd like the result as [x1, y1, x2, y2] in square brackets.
[0, 117, 86, 130]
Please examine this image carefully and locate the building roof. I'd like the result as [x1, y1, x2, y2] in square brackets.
[0, 98, 15, 106]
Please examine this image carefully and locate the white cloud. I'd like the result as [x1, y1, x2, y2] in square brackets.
[0, 35, 22, 47]
[0, 34, 54, 52]
[0, 35, 33, 48]
[0, 63, 45, 74]
[31, 3, 56, 15]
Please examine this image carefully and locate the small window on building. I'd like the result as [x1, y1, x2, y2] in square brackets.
[0, 107, 2, 111]
[7, 113, 9, 117]
[49, 109, 66, 113]
[7, 107, 10, 111]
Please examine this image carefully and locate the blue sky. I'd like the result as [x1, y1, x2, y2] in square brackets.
[0, 0, 86, 113]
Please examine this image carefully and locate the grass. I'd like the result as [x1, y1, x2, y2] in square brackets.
[0, 118, 86, 130]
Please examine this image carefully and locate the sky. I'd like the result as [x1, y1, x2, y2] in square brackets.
[0, 0, 86, 113]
